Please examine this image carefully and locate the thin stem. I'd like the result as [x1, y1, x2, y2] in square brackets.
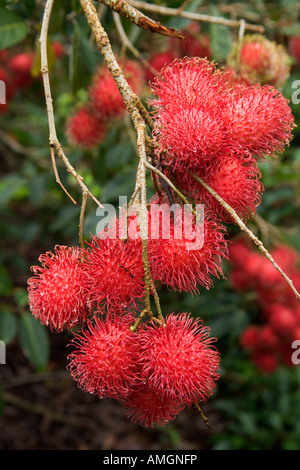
[97, 0, 185, 39]
[40, 0, 103, 208]
[192, 173, 300, 301]
[79, 190, 88, 249]
[127, 0, 265, 33]
[145, 161, 197, 216]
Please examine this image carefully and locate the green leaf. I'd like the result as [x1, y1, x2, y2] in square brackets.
[70, 19, 96, 93]
[0, 311, 17, 344]
[18, 313, 50, 371]
[0, 265, 12, 296]
[0, 8, 29, 49]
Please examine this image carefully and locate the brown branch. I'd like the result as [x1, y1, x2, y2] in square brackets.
[127, 0, 265, 33]
[97, 0, 185, 39]
[39, 0, 103, 209]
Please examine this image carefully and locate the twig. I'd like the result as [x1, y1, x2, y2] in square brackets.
[195, 403, 212, 431]
[192, 173, 300, 301]
[80, 0, 163, 321]
[112, 12, 158, 81]
[97, 0, 185, 39]
[145, 161, 197, 216]
[50, 145, 77, 204]
[39, 0, 103, 208]
[79, 190, 89, 249]
[127, 0, 265, 33]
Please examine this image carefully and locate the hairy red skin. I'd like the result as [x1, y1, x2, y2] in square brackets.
[122, 380, 184, 428]
[89, 59, 144, 118]
[27, 245, 90, 332]
[138, 313, 221, 407]
[84, 229, 145, 314]
[68, 314, 142, 400]
[148, 205, 228, 293]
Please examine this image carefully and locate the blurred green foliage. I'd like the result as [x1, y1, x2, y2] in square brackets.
[0, 0, 300, 450]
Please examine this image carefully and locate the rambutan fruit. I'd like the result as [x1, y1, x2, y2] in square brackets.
[68, 314, 141, 400]
[66, 106, 106, 148]
[122, 381, 184, 428]
[183, 152, 263, 222]
[84, 229, 145, 313]
[89, 60, 144, 119]
[227, 34, 291, 88]
[223, 84, 295, 160]
[148, 204, 228, 293]
[138, 313, 221, 407]
[27, 245, 90, 332]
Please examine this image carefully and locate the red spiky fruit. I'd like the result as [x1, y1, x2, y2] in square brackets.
[66, 106, 106, 148]
[84, 228, 145, 313]
[148, 204, 228, 293]
[138, 313, 221, 407]
[27, 245, 90, 332]
[68, 314, 141, 400]
[228, 34, 291, 88]
[223, 84, 295, 160]
[180, 152, 263, 222]
[89, 60, 144, 119]
[122, 381, 184, 428]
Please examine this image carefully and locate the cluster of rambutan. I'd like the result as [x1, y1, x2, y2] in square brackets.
[149, 56, 295, 226]
[229, 238, 300, 374]
[66, 59, 145, 149]
[226, 34, 291, 89]
[0, 43, 63, 113]
[28, 51, 296, 425]
[27, 206, 226, 427]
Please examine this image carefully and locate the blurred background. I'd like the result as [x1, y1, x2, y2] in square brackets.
[1, 0, 300, 450]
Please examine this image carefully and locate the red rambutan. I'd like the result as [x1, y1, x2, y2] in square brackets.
[122, 381, 184, 428]
[138, 313, 221, 407]
[228, 34, 291, 88]
[68, 314, 141, 400]
[27, 245, 90, 332]
[223, 84, 295, 160]
[84, 229, 145, 313]
[148, 205, 228, 293]
[66, 106, 106, 148]
[183, 152, 263, 222]
[89, 60, 144, 119]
